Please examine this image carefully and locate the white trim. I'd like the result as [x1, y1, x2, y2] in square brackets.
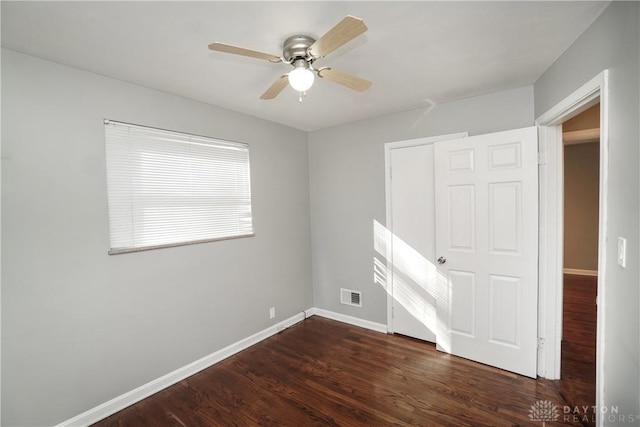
[563, 268, 598, 277]
[55, 311, 308, 427]
[0, 39, 3, 426]
[536, 72, 603, 126]
[535, 124, 564, 379]
[383, 132, 468, 334]
[536, 70, 608, 426]
[307, 307, 388, 334]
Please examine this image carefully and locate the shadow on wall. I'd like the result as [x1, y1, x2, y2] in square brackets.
[372, 220, 450, 352]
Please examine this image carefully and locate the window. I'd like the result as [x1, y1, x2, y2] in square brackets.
[104, 120, 253, 254]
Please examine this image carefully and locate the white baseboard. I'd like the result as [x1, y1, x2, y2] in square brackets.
[307, 307, 388, 334]
[563, 268, 598, 277]
[56, 308, 387, 427]
[56, 311, 307, 427]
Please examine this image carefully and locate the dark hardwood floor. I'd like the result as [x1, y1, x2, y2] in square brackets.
[556, 274, 597, 426]
[94, 313, 595, 427]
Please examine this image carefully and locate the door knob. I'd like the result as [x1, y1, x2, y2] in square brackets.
[437, 256, 446, 265]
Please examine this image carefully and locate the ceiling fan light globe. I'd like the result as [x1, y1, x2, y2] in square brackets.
[288, 67, 314, 92]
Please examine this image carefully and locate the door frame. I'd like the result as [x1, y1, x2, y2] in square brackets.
[384, 132, 468, 332]
[535, 69, 608, 405]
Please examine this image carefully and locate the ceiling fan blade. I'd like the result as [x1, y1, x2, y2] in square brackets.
[260, 75, 289, 100]
[309, 16, 368, 58]
[319, 68, 371, 92]
[208, 42, 281, 63]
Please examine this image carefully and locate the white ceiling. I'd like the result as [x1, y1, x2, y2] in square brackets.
[1, 1, 609, 132]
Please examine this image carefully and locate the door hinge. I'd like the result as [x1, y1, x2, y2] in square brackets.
[537, 337, 545, 350]
[537, 152, 547, 165]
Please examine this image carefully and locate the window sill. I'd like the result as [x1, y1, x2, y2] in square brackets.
[108, 233, 255, 255]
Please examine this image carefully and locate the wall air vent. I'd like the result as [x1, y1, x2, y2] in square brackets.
[340, 288, 362, 307]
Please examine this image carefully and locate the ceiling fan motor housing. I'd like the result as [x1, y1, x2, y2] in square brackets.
[282, 35, 316, 63]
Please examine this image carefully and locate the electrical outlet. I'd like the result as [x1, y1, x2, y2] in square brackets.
[269, 307, 276, 319]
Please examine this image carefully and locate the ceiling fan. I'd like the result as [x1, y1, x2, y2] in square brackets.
[208, 16, 371, 101]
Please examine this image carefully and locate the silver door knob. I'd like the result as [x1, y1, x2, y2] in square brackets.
[437, 256, 446, 265]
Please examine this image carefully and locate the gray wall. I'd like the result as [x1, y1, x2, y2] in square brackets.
[564, 142, 599, 271]
[308, 86, 534, 324]
[535, 1, 640, 422]
[1, 49, 312, 426]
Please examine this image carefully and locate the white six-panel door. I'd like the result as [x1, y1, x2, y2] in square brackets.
[433, 127, 539, 378]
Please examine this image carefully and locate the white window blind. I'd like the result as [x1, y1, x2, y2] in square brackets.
[104, 120, 254, 254]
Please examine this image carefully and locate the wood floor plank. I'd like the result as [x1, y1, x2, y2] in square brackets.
[93, 315, 595, 426]
[557, 274, 597, 426]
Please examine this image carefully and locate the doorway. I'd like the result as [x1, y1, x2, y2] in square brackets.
[560, 104, 600, 424]
[536, 70, 608, 421]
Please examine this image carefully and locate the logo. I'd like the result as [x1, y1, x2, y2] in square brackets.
[529, 400, 560, 425]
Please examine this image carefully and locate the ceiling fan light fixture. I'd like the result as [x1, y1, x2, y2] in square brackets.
[288, 63, 314, 92]
[209, 16, 370, 100]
